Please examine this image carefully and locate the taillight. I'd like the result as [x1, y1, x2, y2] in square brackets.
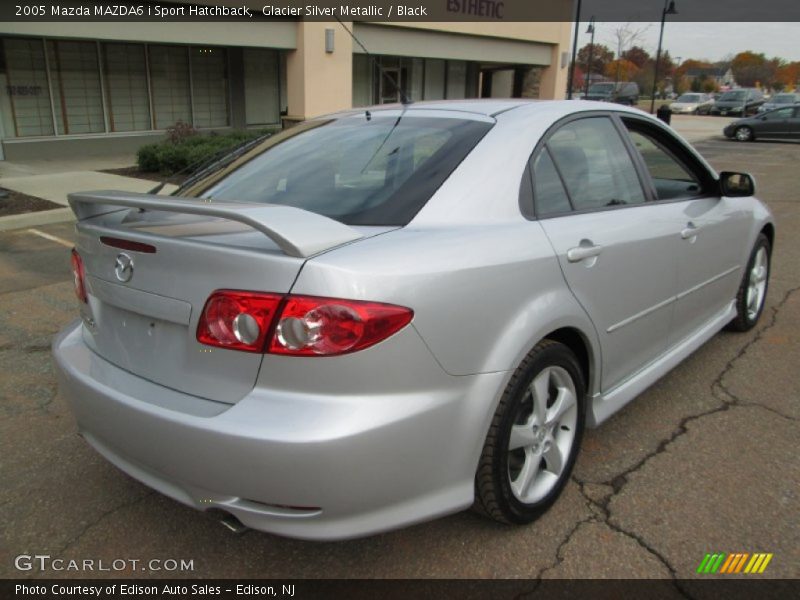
[70, 248, 87, 303]
[270, 296, 413, 356]
[196, 291, 413, 356]
[196, 290, 283, 353]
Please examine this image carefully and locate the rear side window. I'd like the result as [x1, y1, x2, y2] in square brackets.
[187, 115, 492, 226]
[531, 148, 571, 217]
[547, 117, 645, 211]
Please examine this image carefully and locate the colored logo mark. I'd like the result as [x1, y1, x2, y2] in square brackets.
[697, 552, 773, 574]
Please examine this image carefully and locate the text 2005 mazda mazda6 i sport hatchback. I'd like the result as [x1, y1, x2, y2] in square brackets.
[53, 100, 774, 540]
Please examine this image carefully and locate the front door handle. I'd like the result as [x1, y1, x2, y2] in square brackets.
[681, 222, 700, 240]
[567, 243, 603, 263]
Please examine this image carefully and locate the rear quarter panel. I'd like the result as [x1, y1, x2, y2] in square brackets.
[292, 223, 601, 388]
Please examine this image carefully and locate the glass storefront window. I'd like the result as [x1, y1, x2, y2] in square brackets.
[243, 48, 279, 125]
[2, 38, 54, 136]
[103, 42, 151, 132]
[191, 47, 228, 128]
[423, 59, 446, 101]
[446, 61, 467, 100]
[148, 44, 192, 129]
[47, 40, 105, 134]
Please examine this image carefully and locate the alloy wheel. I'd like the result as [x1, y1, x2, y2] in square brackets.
[507, 366, 578, 504]
[746, 246, 768, 321]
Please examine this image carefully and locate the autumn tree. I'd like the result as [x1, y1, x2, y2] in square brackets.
[577, 43, 614, 77]
[622, 46, 651, 69]
[604, 59, 639, 82]
[775, 62, 800, 89]
[731, 51, 776, 87]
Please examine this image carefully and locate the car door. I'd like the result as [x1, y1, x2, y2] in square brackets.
[618, 116, 751, 347]
[532, 115, 678, 392]
[755, 107, 795, 138]
[786, 106, 800, 139]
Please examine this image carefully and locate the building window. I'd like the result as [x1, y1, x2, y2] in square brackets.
[1, 37, 281, 138]
[446, 61, 467, 99]
[352, 54, 373, 107]
[102, 43, 151, 132]
[148, 44, 191, 129]
[243, 48, 279, 125]
[423, 59, 446, 100]
[47, 40, 105, 134]
[190, 47, 228, 128]
[2, 37, 55, 136]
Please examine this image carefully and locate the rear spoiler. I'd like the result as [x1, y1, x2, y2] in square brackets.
[68, 190, 364, 259]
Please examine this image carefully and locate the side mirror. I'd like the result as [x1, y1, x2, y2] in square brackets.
[719, 171, 755, 197]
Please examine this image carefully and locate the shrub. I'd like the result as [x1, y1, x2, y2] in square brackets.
[136, 127, 274, 176]
[165, 120, 198, 144]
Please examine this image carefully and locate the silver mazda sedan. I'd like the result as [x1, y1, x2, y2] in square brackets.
[53, 100, 774, 540]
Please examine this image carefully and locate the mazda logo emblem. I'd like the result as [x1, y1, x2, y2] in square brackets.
[114, 253, 134, 282]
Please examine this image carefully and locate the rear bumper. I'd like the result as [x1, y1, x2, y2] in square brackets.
[53, 320, 506, 540]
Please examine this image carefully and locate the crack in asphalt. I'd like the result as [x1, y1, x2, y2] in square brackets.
[712, 284, 800, 408]
[558, 284, 799, 587]
[22, 344, 51, 353]
[595, 284, 800, 498]
[568, 478, 695, 599]
[31, 491, 155, 577]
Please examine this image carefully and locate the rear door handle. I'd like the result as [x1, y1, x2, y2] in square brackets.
[681, 222, 700, 239]
[567, 243, 603, 263]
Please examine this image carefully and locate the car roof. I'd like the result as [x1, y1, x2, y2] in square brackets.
[324, 99, 650, 122]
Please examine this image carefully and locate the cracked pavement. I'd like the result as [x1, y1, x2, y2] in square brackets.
[1, 139, 798, 581]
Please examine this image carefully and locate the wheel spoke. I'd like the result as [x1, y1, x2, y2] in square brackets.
[746, 286, 756, 310]
[511, 448, 539, 498]
[542, 440, 565, 476]
[509, 424, 536, 451]
[546, 386, 576, 426]
[530, 369, 550, 425]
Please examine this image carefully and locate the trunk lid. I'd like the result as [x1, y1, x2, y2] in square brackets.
[69, 191, 385, 404]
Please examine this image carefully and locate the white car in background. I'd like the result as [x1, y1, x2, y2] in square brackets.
[670, 93, 715, 115]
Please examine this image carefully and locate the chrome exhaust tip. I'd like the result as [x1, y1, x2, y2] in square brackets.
[219, 512, 249, 535]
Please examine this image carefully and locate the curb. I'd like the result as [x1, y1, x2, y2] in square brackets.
[0, 208, 75, 232]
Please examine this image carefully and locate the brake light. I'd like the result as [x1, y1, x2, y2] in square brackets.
[70, 248, 87, 303]
[270, 296, 413, 356]
[196, 291, 413, 356]
[196, 290, 283, 353]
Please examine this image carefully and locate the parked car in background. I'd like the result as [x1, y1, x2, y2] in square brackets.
[710, 88, 765, 116]
[757, 92, 800, 113]
[54, 100, 774, 540]
[585, 81, 640, 105]
[724, 104, 800, 141]
[670, 93, 715, 115]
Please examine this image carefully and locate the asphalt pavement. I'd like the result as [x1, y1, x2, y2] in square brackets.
[0, 137, 797, 583]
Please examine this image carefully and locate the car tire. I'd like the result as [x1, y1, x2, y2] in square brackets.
[727, 233, 771, 332]
[734, 126, 754, 142]
[474, 340, 585, 525]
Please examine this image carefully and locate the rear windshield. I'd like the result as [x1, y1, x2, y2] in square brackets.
[179, 114, 492, 226]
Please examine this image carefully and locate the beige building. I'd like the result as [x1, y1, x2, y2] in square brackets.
[0, 6, 572, 160]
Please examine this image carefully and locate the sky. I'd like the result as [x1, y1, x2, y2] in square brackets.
[572, 22, 800, 64]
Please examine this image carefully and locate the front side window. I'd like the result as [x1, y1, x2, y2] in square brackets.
[626, 128, 702, 200]
[547, 117, 645, 211]
[184, 115, 492, 226]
